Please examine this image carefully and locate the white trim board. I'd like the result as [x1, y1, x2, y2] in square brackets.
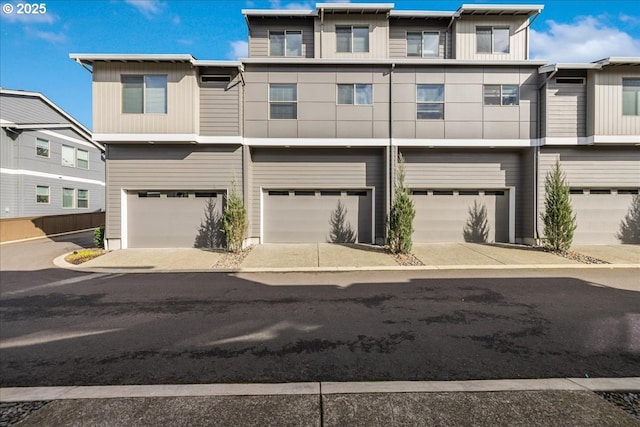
[0, 168, 105, 186]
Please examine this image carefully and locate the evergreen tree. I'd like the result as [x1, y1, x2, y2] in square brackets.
[222, 184, 248, 253]
[388, 153, 416, 254]
[540, 159, 576, 252]
[617, 195, 640, 244]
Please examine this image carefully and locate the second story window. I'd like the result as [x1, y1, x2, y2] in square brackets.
[77, 149, 89, 169]
[484, 85, 519, 106]
[407, 32, 439, 57]
[122, 75, 167, 114]
[623, 79, 640, 116]
[269, 84, 297, 119]
[269, 31, 302, 56]
[36, 138, 49, 158]
[417, 84, 444, 119]
[337, 84, 372, 105]
[336, 26, 369, 53]
[477, 27, 510, 54]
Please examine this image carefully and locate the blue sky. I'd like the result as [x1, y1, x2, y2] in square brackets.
[1, 0, 639, 129]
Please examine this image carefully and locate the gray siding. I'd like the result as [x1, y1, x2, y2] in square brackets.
[389, 20, 451, 59]
[18, 175, 105, 217]
[0, 93, 69, 125]
[199, 71, 242, 136]
[546, 79, 586, 137]
[249, 147, 385, 242]
[248, 18, 315, 58]
[105, 144, 242, 241]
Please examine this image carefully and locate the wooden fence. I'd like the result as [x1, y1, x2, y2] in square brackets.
[0, 212, 105, 243]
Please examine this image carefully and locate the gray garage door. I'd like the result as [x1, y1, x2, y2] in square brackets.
[570, 189, 638, 244]
[411, 189, 509, 243]
[128, 191, 224, 248]
[263, 189, 373, 243]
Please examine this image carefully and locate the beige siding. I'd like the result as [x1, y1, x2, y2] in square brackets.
[389, 21, 450, 58]
[249, 147, 385, 241]
[248, 18, 315, 58]
[454, 16, 528, 60]
[199, 73, 242, 136]
[546, 80, 586, 137]
[316, 14, 388, 59]
[105, 145, 242, 240]
[93, 62, 197, 134]
[593, 66, 640, 136]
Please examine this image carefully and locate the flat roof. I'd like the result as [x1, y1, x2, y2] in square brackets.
[539, 57, 640, 73]
[70, 54, 242, 68]
[457, 4, 543, 16]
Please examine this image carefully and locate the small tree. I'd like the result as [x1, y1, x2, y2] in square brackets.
[94, 226, 105, 249]
[222, 184, 248, 253]
[617, 194, 640, 244]
[387, 153, 415, 254]
[540, 159, 576, 252]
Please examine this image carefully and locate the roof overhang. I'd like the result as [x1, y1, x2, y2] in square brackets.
[70, 54, 243, 71]
[539, 57, 640, 74]
[241, 9, 316, 18]
[390, 10, 455, 19]
[316, 3, 394, 13]
[456, 4, 543, 16]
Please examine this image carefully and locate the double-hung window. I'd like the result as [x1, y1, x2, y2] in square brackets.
[484, 85, 519, 106]
[477, 27, 510, 54]
[36, 186, 49, 204]
[269, 30, 302, 56]
[76, 149, 89, 169]
[63, 188, 75, 208]
[61, 145, 75, 167]
[77, 189, 89, 208]
[336, 26, 369, 53]
[36, 138, 50, 158]
[407, 32, 439, 57]
[337, 84, 372, 105]
[122, 75, 167, 114]
[269, 84, 297, 119]
[417, 84, 444, 119]
[623, 79, 640, 115]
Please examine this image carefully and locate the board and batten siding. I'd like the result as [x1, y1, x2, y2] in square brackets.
[454, 16, 528, 61]
[249, 147, 385, 242]
[199, 74, 242, 136]
[105, 145, 242, 242]
[593, 66, 640, 136]
[545, 80, 586, 137]
[316, 14, 388, 59]
[92, 62, 197, 134]
[389, 21, 451, 59]
[249, 18, 315, 58]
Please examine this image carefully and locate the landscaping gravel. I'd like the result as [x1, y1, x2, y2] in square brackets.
[537, 248, 608, 264]
[598, 392, 640, 421]
[0, 402, 48, 426]
[393, 252, 424, 266]
[213, 246, 254, 269]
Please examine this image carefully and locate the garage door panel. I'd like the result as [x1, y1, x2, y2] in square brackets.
[570, 191, 637, 244]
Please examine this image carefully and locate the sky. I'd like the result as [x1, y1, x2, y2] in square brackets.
[1, 0, 639, 129]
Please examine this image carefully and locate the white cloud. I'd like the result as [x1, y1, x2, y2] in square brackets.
[172, 15, 181, 25]
[124, 0, 165, 18]
[531, 16, 640, 63]
[177, 38, 193, 46]
[268, 0, 348, 10]
[1, 8, 57, 24]
[24, 28, 67, 43]
[228, 40, 248, 60]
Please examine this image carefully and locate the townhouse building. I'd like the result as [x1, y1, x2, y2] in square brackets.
[70, 3, 639, 250]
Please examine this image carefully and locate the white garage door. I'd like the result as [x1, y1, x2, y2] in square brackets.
[263, 189, 373, 243]
[411, 189, 510, 243]
[127, 191, 224, 248]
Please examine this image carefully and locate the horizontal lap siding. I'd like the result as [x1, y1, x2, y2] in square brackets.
[200, 83, 241, 136]
[250, 148, 385, 241]
[546, 83, 586, 137]
[106, 144, 242, 239]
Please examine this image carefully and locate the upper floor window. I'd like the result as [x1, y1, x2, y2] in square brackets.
[36, 138, 49, 158]
[484, 85, 519, 106]
[417, 84, 444, 119]
[36, 185, 49, 204]
[61, 145, 89, 169]
[122, 75, 167, 114]
[407, 32, 439, 57]
[337, 84, 372, 105]
[77, 149, 89, 169]
[477, 27, 510, 54]
[269, 31, 302, 57]
[269, 84, 297, 119]
[623, 79, 640, 116]
[336, 26, 369, 53]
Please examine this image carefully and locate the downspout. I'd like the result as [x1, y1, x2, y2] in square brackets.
[320, 8, 324, 58]
[387, 63, 395, 242]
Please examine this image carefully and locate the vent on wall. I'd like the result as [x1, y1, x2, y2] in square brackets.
[555, 77, 585, 85]
[200, 75, 231, 84]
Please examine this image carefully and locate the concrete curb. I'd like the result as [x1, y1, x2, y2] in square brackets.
[2, 378, 638, 402]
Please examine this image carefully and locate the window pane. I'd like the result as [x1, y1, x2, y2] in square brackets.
[77, 149, 89, 169]
[63, 188, 75, 208]
[122, 75, 143, 113]
[270, 103, 297, 119]
[417, 103, 444, 119]
[623, 79, 640, 115]
[286, 31, 302, 56]
[61, 145, 75, 167]
[477, 27, 492, 53]
[484, 85, 501, 105]
[270, 32, 285, 56]
[494, 28, 510, 53]
[417, 84, 443, 102]
[353, 27, 369, 52]
[36, 139, 49, 157]
[270, 84, 297, 101]
[336, 27, 351, 52]
[502, 85, 519, 105]
[78, 189, 89, 208]
[355, 84, 372, 105]
[337, 84, 354, 104]
[407, 32, 421, 56]
[36, 186, 49, 203]
[422, 32, 439, 57]
[145, 76, 167, 113]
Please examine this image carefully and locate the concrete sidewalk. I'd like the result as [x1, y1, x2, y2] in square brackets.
[3, 378, 639, 426]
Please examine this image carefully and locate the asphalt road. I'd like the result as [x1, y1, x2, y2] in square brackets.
[1, 234, 639, 387]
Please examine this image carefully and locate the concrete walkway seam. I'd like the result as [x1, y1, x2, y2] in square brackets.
[2, 378, 639, 402]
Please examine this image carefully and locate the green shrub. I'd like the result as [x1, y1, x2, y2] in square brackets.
[94, 226, 105, 249]
[222, 184, 248, 253]
[387, 153, 416, 254]
[540, 159, 576, 252]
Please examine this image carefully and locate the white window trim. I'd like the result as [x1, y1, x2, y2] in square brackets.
[406, 31, 440, 58]
[122, 74, 168, 115]
[77, 148, 90, 170]
[62, 187, 75, 209]
[269, 83, 298, 120]
[268, 30, 303, 57]
[61, 145, 76, 168]
[61, 146, 90, 169]
[35, 138, 50, 158]
[36, 185, 50, 204]
[477, 26, 510, 54]
[77, 189, 90, 209]
[336, 84, 373, 106]
[483, 84, 520, 106]
[336, 25, 370, 53]
[416, 84, 445, 120]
